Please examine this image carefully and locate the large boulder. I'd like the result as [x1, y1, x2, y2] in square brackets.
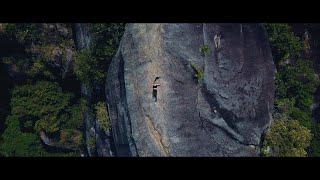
[106, 23, 275, 156]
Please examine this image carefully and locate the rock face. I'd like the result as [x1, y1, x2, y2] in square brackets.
[73, 24, 113, 156]
[106, 23, 275, 156]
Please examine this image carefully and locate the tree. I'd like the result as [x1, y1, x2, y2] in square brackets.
[262, 117, 312, 157]
[73, 23, 125, 88]
[0, 115, 46, 157]
[265, 23, 303, 64]
[266, 23, 320, 156]
[95, 102, 110, 132]
[0, 23, 75, 81]
[0, 81, 85, 156]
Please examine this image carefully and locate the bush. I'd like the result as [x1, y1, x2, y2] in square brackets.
[266, 23, 320, 156]
[0, 115, 81, 157]
[74, 24, 125, 87]
[200, 44, 211, 56]
[191, 63, 204, 83]
[0, 115, 47, 156]
[95, 102, 111, 132]
[0, 23, 41, 43]
[0, 23, 75, 81]
[74, 49, 105, 86]
[265, 23, 303, 63]
[59, 129, 83, 149]
[262, 117, 312, 157]
[90, 23, 125, 60]
[310, 123, 320, 156]
[0, 81, 85, 156]
[10, 81, 72, 133]
[275, 59, 319, 128]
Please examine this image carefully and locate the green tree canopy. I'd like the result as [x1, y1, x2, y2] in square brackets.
[262, 117, 312, 157]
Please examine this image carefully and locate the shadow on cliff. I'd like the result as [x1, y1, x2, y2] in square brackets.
[0, 38, 25, 134]
[0, 61, 13, 134]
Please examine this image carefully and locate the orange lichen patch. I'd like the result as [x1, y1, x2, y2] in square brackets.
[60, 129, 83, 147]
[145, 115, 170, 156]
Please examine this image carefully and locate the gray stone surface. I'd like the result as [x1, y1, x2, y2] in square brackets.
[106, 23, 275, 156]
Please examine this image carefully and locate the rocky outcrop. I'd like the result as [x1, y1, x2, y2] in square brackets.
[73, 23, 113, 156]
[106, 23, 275, 156]
[73, 23, 96, 156]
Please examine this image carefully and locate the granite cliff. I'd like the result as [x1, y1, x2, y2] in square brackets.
[105, 23, 275, 156]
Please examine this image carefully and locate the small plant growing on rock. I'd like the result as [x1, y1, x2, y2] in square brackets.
[191, 63, 204, 83]
[87, 136, 96, 150]
[200, 44, 211, 56]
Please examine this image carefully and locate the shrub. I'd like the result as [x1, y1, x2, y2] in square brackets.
[265, 23, 303, 63]
[275, 59, 319, 127]
[200, 44, 211, 56]
[74, 24, 125, 87]
[0, 23, 41, 43]
[0, 23, 75, 81]
[262, 117, 312, 157]
[0, 81, 85, 155]
[95, 102, 111, 132]
[191, 63, 204, 83]
[10, 81, 72, 133]
[87, 136, 96, 150]
[59, 129, 83, 149]
[73, 49, 105, 86]
[0, 115, 47, 156]
[90, 23, 125, 60]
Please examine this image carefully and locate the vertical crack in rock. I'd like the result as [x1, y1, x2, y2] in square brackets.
[145, 115, 170, 156]
[200, 24, 246, 145]
[118, 50, 138, 156]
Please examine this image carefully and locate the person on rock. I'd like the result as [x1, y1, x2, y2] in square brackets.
[214, 34, 221, 50]
[152, 77, 160, 102]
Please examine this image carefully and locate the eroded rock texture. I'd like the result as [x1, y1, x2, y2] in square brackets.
[106, 23, 275, 156]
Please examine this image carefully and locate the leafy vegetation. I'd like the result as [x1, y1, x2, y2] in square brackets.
[74, 23, 124, 88]
[1, 23, 42, 44]
[0, 115, 46, 156]
[262, 116, 312, 157]
[265, 23, 320, 156]
[275, 59, 319, 128]
[0, 23, 124, 156]
[191, 63, 204, 83]
[3, 23, 320, 157]
[95, 102, 110, 132]
[0, 81, 85, 156]
[0, 23, 75, 81]
[74, 49, 104, 86]
[265, 24, 303, 64]
[200, 44, 211, 56]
